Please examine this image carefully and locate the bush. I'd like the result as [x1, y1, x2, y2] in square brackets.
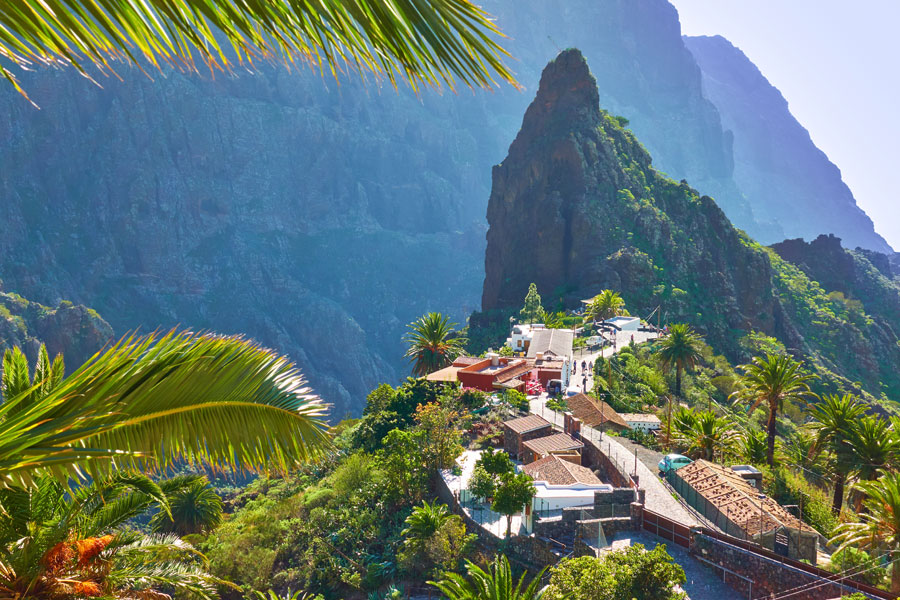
[502, 389, 529, 411]
[761, 466, 837, 537]
[546, 397, 569, 412]
[827, 547, 887, 588]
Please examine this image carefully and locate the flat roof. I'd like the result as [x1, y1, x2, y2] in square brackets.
[426, 365, 460, 382]
[620, 413, 661, 423]
[523, 432, 584, 456]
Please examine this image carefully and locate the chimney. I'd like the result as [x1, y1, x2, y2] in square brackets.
[486, 352, 499, 367]
[536, 351, 544, 361]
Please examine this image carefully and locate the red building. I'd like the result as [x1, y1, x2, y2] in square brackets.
[456, 354, 530, 393]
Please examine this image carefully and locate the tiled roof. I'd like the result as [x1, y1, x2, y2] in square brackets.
[566, 393, 628, 429]
[677, 460, 807, 534]
[426, 365, 460, 382]
[453, 356, 482, 366]
[522, 432, 584, 456]
[523, 455, 602, 486]
[527, 328, 573, 358]
[495, 362, 533, 384]
[503, 414, 552, 434]
[497, 378, 525, 389]
[620, 413, 661, 423]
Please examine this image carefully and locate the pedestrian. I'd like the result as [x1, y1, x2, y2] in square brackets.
[582, 376, 587, 390]
[589, 361, 593, 372]
[581, 360, 586, 371]
[630, 334, 634, 344]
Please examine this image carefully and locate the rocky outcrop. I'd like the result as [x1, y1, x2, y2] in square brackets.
[685, 35, 891, 253]
[481, 50, 900, 402]
[0, 287, 113, 368]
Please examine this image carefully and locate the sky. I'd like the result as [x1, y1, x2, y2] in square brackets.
[669, 0, 900, 250]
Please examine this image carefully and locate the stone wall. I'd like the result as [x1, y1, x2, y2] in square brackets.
[581, 435, 635, 488]
[691, 533, 884, 600]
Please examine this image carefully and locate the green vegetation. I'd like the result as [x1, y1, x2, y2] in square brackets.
[520, 283, 544, 324]
[0, 0, 516, 100]
[544, 544, 686, 600]
[656, 324, 704, 399]
[403, 312, 467, 376]
[584, 289, 627, 323]
[430, 555, 546, 600]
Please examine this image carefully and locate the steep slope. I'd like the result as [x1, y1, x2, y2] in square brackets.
[685, 35, 890, 253]
[482, 49, 900, 404]
[0, 285, 113, 368]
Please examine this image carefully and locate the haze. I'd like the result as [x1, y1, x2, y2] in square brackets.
[671, 0, 900, 250]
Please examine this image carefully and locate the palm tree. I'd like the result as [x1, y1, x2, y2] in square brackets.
[738, 426, 769, 466]
[0, 330, 331, 487]
[782, 430, 827, 479]
[151, 476, 225, 536]
[656, 323, 704, 399]
[0, 472, 227, 599]
[584, 290, 626, 323]
[403, 312, 466, 376]
[401, 500, 452, 541]
[673, 410, 736, 462]
[1, 344, 64, 415]
[807, 394, 868, 514]
[731, 353, 815, 466]
[830, 471, 900, 594]
[429, 554, 546, 600]
[847, 415, 900, 511]
[0, 0, 516, 102]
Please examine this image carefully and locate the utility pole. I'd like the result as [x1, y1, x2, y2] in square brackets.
[666, 395, 673, 452]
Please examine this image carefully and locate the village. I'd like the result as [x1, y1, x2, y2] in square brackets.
[413, 289, 889, 600]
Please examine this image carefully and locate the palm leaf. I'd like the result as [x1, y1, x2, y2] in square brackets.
[0, 0, 517, 102]
[0, 330, 331, 486]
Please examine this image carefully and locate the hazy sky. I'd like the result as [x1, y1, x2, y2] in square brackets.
[669, 0, 900, 250]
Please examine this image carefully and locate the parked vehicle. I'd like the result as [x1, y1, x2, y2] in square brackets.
[658, 453, 693, 474]
[547, 379, 563, 395]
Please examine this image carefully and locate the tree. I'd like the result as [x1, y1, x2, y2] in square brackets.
[377, 428, 430, 501]
[807, 394, 868, 514]
[1, 344, 64, 414]
[478, 447, 515, 476]
[830, 471, 900, 594]
[0, 330, 330, 487]
[846, 414, 899, 511]
[0, 473, 225, 599]
[402, 500, 453, 540]
[520, 283, 544, 324]
[415, 401, 463, 470]
[404, 312, 467, 376]
[400, 500, 475, 576]
[429, 554, 546, 600]
[656, 324, 704, 399]
[584, 290, 626, 323]
[491, 472, 535, 538]
[469, 465, 497, 502]
[731, 353, 815, 466]
[738, 426, 769, 466]
[1, 0, 516, 103]
[544, 544, 686, 600]
[150, 476, 225, 536]
[673, 410, 736, 462]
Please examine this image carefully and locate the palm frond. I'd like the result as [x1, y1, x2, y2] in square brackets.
[0, 0, 517, 101]
[0, 330, 331, 486]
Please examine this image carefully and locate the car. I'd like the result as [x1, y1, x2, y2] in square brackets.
[658, 454, 693, 475]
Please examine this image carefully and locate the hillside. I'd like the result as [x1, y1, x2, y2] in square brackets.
[685, 35, 891, 253]
[0, 285, 113, 368]
[481, 49, 900, 407]
[0, 0, 888, 415]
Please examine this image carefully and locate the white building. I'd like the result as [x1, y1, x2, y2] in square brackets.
[619, 413, 661, 432]
[520, 455, 611, 533]
[506, 323, 546, 353]
[604, 316, 641, 331]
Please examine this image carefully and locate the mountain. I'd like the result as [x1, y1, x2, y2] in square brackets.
[0, 286, 113, 368]
[685, 35, 890, 253]
[481, 49, 900, 406]
[0, 0, 888, 415]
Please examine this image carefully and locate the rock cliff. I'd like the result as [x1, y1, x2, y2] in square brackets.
[0, 0, 890, 414]
[685, 35, 890, 252]
[0, 287, 113, 368]
[481, 49, 900, 403]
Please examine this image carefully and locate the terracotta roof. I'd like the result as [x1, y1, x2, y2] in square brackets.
[677, 460, 808, 534]
[620, 413, 661, 423]
[453, 356, 482, 366]
[503, 414, 552, 434]
[566, 394, 628, 429]
[527, 329, 573, 358]
[497, 378, 525, 389]
[426, 365, 460, 382]
[522, 432, 584, 456]
[495, 361, 533, 384]
[523, 455, 602, 486]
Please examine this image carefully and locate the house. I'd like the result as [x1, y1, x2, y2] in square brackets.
[526, 328, 574, 359]
[619, 413, 661, 432]
[670, 459, 818, 563]
[506, 323, 546, 354]
[566, 393, 629, 432]
[425, 356, 483, 384]
[456, 354, 531, 393]
[531, 354, 571, 390]
[522, 455, 611, 531]
[604, 316, 640, 331]
[503, 414, 553, 459]
[520, 432, 584, 465]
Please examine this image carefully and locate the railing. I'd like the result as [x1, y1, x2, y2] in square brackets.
[641, 508, 691, 548]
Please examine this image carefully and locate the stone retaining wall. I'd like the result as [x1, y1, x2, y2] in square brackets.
[581, 435, 635, 488]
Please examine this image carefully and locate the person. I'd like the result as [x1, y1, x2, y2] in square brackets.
[630, 334, 634, 344]
[582, 375, 587, 390]
[572, 362, 577, 375]
[588, 361, 593, 372]
[581, 360, 586, 371]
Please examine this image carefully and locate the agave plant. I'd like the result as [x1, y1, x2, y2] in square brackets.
[0, 330, 331, 487]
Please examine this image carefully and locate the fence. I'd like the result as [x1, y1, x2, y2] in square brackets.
[640, 508, 691, 548]
[459, 489, 507, 538]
